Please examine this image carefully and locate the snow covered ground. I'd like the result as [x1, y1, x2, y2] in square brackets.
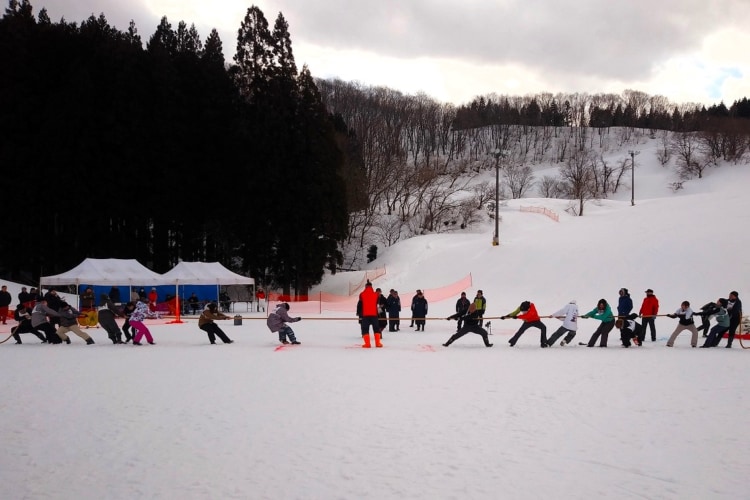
[2, 134, 749, 499]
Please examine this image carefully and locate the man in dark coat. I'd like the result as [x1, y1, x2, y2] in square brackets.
[385, 290, 401, 332]
[724, 291, 743, 348]
[411, 290, 428, 331]
[453, 292, 471, 331]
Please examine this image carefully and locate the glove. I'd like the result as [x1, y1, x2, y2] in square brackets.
[581, 315, 589, 319]
[667, 314, 676, 318]
[296, 317, 301, 321]
[500, 315, 507, 320]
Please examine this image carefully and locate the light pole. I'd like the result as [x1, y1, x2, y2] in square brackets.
[491, 149, 508, 246]
[628, 150, 640, 206]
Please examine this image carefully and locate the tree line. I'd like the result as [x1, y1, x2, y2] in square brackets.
[0, 1, 361, 295]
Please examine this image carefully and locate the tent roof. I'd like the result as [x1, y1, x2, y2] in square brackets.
[160, 262, 254, 285]
[40, 258, 171, 286]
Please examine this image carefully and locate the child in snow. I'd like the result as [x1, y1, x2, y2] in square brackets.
[266, 302, 302, 345]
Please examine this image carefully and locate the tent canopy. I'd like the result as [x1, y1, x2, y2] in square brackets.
[158, 262, 254, 309]
[40, 258, 170, 287]
[160, 262, 254, 285]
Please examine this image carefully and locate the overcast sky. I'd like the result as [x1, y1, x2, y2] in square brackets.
[35, 0, 750, 106]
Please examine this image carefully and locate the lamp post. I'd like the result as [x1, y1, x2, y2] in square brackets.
[491, 149, 508, 246]
[628, 150, 640, 206]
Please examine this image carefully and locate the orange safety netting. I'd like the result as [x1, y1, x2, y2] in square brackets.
[263, 273, 473, 314]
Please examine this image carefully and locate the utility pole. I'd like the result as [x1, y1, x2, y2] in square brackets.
[628, 150, 640, 206]
[491, 149, 508, 246]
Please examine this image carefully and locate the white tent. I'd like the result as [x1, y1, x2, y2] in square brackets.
[40, 258, 170, 287]
[160, 262, 255, 286]
[160, 262, 255, 319]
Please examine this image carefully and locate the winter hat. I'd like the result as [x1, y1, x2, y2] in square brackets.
[719, 298, 729, 308]
[365, 281, 372, 288]
[283, 302, 290, 310]
[520, 301, 530, 311]
[730, 291, 739, 298]
[620, 288, 629, 295]
[645, 289, 654, 294]
[615, 318, 624, 329]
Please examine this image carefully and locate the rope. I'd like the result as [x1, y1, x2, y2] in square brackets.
[0, 333, 14, 344]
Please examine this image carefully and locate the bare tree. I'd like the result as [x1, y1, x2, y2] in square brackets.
[559, 150, 597, 216]
[471, 181, 495, 210]
[502, 163, 535, 199]
[670, 132, 709, 179]
[538, 175, 566, 198]
[657, 130, 672, 165]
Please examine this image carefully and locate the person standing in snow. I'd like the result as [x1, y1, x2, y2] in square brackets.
[452, 292, 471, 331]
[266, 302, 302, 345]
[665, 301, 699, 348]
[442, 303, 493, 347]
[473, 290, 487, 321]
[130, 298, 158, 345]
[148, 287, 158, 311]
[0, 285, 11, 325]
[409, 290, 420, 328]
[723, 291, 742, 348]
[617, 288, 633, 317]
[386, 289, 401, 332]
[255, 289, 266, 312]
[411, 290, 428, 331]
[503, 300, 548, 348]
[639, 289, 659, 341]
[357, 281, 382, 347]
[376, 288, 388, 332]
[545, 300, 579, 346]
[581, 298, 616, 347]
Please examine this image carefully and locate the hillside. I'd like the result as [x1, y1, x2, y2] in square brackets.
[317, 130, 750, 316]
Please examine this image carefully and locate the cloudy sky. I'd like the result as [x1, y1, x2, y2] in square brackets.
[35, 0, 750, 106]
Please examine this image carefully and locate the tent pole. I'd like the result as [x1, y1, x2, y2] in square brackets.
[167, 282, 183, 324]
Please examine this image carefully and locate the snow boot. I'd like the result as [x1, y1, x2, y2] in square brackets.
[362, 333, 371, 348]
[374, 333, 383, 348]
[86, 338, 95, 345]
